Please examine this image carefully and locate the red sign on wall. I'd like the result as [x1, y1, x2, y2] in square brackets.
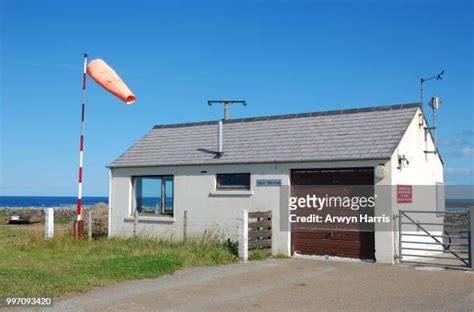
[397, 185, 412, 203]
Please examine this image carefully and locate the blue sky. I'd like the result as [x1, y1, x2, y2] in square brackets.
[1, 0, 473, 196]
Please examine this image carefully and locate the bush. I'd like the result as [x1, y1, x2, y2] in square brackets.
[221, 238, 239, 257]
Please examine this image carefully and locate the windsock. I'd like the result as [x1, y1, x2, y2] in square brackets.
[87, 59, 136, 104]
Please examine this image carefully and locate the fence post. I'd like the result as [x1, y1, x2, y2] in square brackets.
[44, 208, 54, 239]
[239, 209, 248, 263]
[88, 209, 92, 241]
[398, 211, 402, 264]
[183, 210, 188, 241]
[470, 207, 473, 270]
[133, 210, 138, 237]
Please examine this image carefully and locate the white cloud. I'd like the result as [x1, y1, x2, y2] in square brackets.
[460, 147, 474, 157]
[442, 145, 474, 158]
[445, 167, 474, 177]
[438, 137, 469, 146]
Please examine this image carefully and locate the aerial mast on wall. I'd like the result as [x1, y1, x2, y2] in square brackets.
[420, 70, 444, 107]
[420, 70, 445, 153]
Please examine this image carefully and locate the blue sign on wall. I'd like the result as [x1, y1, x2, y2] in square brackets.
[256, 179, 282, 186]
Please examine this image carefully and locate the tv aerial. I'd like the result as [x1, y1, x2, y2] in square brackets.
[208, 100, 247, 120]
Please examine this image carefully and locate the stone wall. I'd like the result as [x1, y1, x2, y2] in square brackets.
[1, 203, 108, 237]
[2, 206, 76, 221]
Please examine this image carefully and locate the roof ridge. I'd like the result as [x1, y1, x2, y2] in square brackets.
[153, 102, 421, 129]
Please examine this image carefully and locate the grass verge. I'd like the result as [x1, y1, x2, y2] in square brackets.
[249, 249, 268, 261]
[0, 226, 237, 298]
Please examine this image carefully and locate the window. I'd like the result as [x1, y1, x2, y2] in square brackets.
[133, 176, 174, 216]
[216, 173, 251, 190]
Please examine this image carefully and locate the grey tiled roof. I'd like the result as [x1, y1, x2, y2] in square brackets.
[109, 103, 420, 168]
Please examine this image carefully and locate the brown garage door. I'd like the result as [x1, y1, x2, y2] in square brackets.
[291, 168, 375, 260]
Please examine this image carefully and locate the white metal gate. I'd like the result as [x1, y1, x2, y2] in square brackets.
[398, 210, 471, 270]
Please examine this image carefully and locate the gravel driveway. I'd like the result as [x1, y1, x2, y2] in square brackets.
[44, 258, 473, 312]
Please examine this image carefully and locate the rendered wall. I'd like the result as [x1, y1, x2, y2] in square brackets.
[109, 160, 385, 257]
[389, 107, 444, 263]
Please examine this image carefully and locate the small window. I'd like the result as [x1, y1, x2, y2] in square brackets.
[133, 176, 174, 216]
[216, 173, 251, 190]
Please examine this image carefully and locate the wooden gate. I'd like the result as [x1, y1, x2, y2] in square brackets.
[248, 211, 272, 255]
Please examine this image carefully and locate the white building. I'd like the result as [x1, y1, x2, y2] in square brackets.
[108, 103, 443, 264]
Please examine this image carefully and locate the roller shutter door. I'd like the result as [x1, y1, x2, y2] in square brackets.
[291, 168, 375, 260]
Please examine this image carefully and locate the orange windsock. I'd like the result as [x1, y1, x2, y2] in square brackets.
[87, 59, 136, 104]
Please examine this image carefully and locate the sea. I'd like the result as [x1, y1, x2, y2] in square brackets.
[0, 196, 173, 208]
[0, 196, 108, 208]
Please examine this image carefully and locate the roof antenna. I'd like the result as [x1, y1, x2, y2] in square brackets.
[208, 100, 247, 120]
[420, 70, 444, 107]
[425, 96, 442, 154]
[420, 70, 444, 154]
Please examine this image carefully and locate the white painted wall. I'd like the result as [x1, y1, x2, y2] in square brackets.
[110, 159, 385, 257]
[389, 107, 444, 263]
[390, 108, 443, 185]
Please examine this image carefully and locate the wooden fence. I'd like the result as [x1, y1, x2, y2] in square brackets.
[248, 211, 272, 255]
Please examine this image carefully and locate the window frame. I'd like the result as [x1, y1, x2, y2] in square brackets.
[216, 173, 251, 190]
[131, 175, 174, 216]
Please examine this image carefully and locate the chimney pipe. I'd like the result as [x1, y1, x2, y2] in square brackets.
[218, 120, 223, 154]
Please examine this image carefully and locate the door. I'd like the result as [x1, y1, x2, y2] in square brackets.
[291, 168, 375, 260]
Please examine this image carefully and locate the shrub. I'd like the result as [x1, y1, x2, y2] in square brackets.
[221, 238, 239, 257]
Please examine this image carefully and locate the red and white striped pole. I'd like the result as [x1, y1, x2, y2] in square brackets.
[74, 53, 88, 239]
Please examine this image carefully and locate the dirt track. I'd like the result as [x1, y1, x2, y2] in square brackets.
[42, 258, 473, 312]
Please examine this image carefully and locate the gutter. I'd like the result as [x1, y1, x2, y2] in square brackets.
[106, 156, 391, 169]
[107, 168, 112, 238]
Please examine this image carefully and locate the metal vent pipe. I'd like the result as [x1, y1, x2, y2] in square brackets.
[218, 120, 223, 154]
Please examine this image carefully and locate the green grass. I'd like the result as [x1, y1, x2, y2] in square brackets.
[54, 217, 72, 224]
[0, 226, 237, 298]
[249, 249, 268, 261]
